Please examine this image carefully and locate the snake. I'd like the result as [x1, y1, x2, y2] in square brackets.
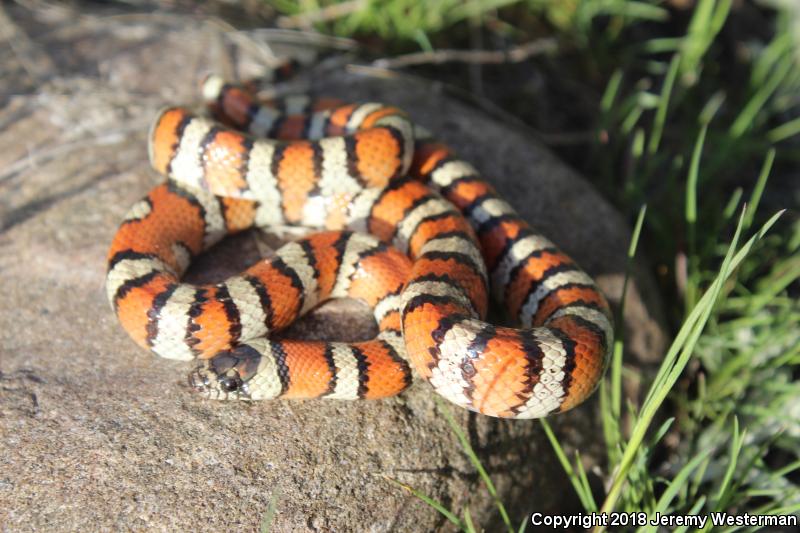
[105, 73, 613, 419]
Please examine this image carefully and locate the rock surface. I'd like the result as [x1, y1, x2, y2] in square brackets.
[0, 4, 666, 532]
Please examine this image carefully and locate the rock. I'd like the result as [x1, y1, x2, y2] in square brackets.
[0, 4, 666, 532]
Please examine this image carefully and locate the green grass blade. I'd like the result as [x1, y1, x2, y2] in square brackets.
[593, 210, 783, 532]
[412, 29, 434, 52]
[685, 125, 708, 314]
[680, 0, 732, 83]
[685, 126, 706, 227]
[642, 37, 682, 53]
[621, 105, 644, 134]
[260, 488, 281, 533]
[651, 417, 676, 449]
[722, 187, 743, 221]
[699, 91, 726, 125]
[573, 450, 598, 512]
[604, 1, 670, 21]
[710, 417, 745, 511]
[599, 379, 621, 468]
[742, 148, 775, 230]
[635, 446, 714, 533]
[631, 127, 645, 159]
[646, 209, 745, 410]
[540, 419, 598, 512]
[671, 496, 707, 533]
[768, 116, 800, 142]
[730, 53, 793, 138]
[751, 32, 793, 86]
[450, 0, 527, 23]
[748, 259, 800, 313]
[463, 505, 477, 533]
[437, 399, 513, 532]
[611, 205, 647, 420]
[383, 475, 464, 530]
[648, 54, 680, 155]
[726, 431, 785, 505]
[601, 69, 624, 114]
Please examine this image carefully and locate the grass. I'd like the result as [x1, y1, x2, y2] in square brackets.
[260, 489, 281, 533]
[263, 0, 800, 530]
[384, 396, 519, 533]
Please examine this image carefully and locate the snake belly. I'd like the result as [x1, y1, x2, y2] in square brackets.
[106, 74, 613, 419]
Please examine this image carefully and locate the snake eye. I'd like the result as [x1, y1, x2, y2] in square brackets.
[219, 375, 242, 393]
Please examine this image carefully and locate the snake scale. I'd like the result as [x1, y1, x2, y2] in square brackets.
[105, 72, 613, 419]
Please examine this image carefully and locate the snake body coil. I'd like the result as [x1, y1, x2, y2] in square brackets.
[106, 74, 613, 419]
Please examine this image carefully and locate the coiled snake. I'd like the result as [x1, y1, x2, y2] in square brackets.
[105, 73, 613, 419]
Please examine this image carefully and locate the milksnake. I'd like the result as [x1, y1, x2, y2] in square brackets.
[105, 73, 613, 419]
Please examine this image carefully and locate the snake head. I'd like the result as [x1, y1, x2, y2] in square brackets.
[188, 346, 262, 400]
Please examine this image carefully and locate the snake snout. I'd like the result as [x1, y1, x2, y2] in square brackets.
[187, 363, 250, 400]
